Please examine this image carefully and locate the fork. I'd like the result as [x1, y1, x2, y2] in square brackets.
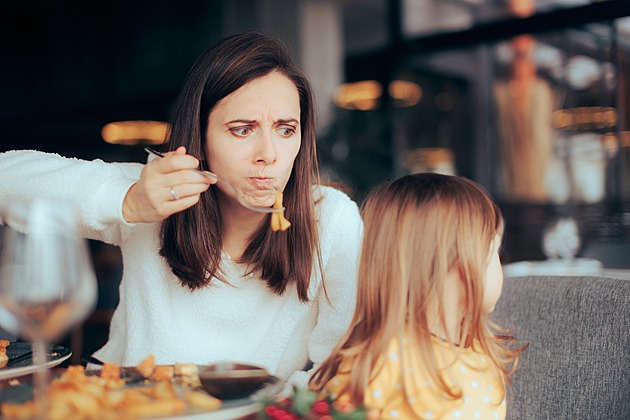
[81, 354, 146, 383]
[144, 147, 284, 214]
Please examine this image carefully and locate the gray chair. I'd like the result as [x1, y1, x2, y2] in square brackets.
[492, 275, 630, 420]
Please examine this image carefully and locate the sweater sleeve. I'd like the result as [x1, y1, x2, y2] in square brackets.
[0, 150, 141, 245]
[288, 187, 363, 388]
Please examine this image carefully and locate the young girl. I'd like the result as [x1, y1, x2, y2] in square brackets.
[310, 173, 525, 419]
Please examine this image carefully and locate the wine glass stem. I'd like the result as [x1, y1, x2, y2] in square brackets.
[32, 339, 50, 419]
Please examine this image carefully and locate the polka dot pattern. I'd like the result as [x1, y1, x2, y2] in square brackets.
[325, 334, 507, 420]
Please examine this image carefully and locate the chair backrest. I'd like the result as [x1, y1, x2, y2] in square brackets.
[492, 275, 630, 420]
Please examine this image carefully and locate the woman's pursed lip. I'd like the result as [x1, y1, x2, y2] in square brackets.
[250, 177, 275, 188]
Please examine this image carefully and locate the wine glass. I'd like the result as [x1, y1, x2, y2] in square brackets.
[0, 198, 97, 417]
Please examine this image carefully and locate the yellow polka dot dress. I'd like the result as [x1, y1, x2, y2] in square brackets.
[327, 335, 506, 419]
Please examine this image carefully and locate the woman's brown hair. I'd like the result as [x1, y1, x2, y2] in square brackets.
[159, 31, 320, 302]
[310, 173, 525, 407]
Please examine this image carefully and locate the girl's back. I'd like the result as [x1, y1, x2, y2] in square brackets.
[327, 335, 505, 419]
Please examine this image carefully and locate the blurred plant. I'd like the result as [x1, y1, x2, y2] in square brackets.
[542, 217, 580, 260]
[258, 387, 367, 420]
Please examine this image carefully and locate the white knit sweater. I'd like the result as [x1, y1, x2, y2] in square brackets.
[0, 150, 363, 386]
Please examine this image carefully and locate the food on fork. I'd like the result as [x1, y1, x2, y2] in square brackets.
[0, 339, 10, 368]
[270, 191, 291, 231]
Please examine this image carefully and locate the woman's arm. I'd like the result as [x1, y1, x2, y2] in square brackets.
[0, 150, 141, 244]
[0, 148, 212, 238]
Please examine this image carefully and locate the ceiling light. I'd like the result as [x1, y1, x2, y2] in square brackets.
[552, 107, 617, 131]
[333, 80, 382, 111]
[334, 80, 422, 110]
[389, 80, 422, 107]
[101, 121, 169, 145]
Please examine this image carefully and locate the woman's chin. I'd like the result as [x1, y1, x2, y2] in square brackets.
[243, 191, 276, 208]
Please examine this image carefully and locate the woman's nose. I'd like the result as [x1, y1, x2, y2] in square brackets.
[254, 130, 277, 165]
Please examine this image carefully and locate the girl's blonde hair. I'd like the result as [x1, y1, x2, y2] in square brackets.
[310, 173, 524, 409]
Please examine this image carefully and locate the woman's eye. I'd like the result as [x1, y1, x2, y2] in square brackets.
[277, 127, 296, 137]
[231, 127, 252, 136]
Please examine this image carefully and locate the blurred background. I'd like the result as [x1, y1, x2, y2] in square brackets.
[2, 0, 629, 360]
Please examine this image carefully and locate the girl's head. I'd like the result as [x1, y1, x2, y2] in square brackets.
[311, 173, 521, 405]
[359, 172, 503, 343]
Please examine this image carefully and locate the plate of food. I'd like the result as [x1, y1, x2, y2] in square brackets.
[0, 341, 71, 381]
[0, 355, 285, 420]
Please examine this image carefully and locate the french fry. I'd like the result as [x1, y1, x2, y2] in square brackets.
[119, 388, 152, 407]
[1, 401, 36, 419]
[1, 354, 222, 420]
[174, 362, 201, 387]
[150, 365, 174, 382]
[100, 363, 125, 389]
[100, 363, 121, 381]
[124, 399, 187, 419]
[150, 381, 178, 400]
[136, 354, 155, 378]
[64, 391, 100, 418]
[0, 339, 10, 368]
[102, 389, 125, 409]
[271, 191, 291, 231]
[65, 365, 87, 382]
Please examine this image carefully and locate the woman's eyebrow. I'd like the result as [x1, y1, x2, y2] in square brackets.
[276, 118, 299, 125]
[225, 118, 299, 125]
[226, 119, 257, 125]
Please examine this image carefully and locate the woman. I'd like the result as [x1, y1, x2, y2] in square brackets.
[0, 31, 363, 386]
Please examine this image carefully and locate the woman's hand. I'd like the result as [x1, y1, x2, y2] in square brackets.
[122, 146, 213, 223]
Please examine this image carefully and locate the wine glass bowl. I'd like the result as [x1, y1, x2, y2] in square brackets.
[0, 199, 97, 342]
[0, 198, 97, 414]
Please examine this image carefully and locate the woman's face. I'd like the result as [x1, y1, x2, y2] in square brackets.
[482, 234, 504, 314]
[205, 71, 301, 210]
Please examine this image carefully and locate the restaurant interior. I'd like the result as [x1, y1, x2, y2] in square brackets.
[2, 0, 629, 366]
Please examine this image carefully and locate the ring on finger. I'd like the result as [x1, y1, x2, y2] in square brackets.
[170, 187, 180, 201]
